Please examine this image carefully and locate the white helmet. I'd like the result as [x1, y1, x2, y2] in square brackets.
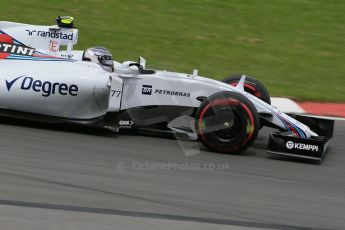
[83, 46, 114, 72]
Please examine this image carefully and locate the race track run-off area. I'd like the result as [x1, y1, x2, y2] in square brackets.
[0, 118, 344, 230]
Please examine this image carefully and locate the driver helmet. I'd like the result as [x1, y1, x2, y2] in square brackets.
[83, 46, 114, 72]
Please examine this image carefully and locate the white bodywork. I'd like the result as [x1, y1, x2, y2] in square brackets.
[0, 20, 316, 138]
[110, 69, 316, 138]
[0, 61, 111, 119]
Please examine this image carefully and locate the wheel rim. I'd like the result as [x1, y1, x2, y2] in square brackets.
[213, 109, 245, 143]
[198, 98, 252, 152]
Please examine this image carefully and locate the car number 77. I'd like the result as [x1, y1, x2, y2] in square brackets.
[111, 90, 121, 97]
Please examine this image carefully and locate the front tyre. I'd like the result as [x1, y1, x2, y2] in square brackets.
[195, 91, 260, 154]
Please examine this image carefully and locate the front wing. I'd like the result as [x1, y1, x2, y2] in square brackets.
[267, 115, 334, 162]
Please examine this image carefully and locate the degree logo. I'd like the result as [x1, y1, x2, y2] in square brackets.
[5, 76, 79, 97]
[5, 75, 24, 91]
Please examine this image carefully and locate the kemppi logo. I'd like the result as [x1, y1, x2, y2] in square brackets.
[286, 141, 319, 152]
[286, 141, 294, 149]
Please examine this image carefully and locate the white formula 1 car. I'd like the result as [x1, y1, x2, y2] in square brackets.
[0, 17, 334, 162]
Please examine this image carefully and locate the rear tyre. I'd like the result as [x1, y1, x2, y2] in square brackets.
[195, 91, 260, 154]
[222, 75, 271, 104]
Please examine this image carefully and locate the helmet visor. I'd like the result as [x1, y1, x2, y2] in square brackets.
[97, 55, 113, 72]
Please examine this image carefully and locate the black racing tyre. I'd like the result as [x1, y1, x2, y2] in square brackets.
[195, 91, 260, 154]
[222, 75, 271, 104]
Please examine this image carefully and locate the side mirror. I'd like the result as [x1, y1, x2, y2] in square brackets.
[192, 69, 198, 76]
[139, 56, 146, 69]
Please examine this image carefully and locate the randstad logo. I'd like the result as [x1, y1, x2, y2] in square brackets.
[6, 76, 78, 97]
[26, 30, 74, 40]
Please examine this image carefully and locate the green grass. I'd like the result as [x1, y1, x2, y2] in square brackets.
[1, 0, 345, 101]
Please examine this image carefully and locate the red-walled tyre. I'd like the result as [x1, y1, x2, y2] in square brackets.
[195, 91, 260, 154]
[222, 75, 271, 104]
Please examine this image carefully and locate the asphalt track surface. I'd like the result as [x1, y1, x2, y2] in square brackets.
[0, 118, 344, 230]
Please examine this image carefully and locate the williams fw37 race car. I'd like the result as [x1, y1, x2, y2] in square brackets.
[0, 17, 334, 163]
